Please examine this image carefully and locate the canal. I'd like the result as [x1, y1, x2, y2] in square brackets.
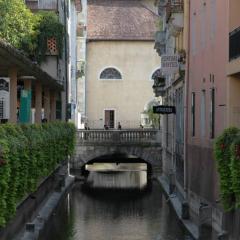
[40, 164, 194, 240]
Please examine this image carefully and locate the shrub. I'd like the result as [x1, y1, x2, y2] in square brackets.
[214, 127, 239, 211]
[230, 136, 240, 208]
[0, 122, 76, 227]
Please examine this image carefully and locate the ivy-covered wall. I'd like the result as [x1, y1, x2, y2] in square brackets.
[0, 122, 76, 227]
[214, 127, 240, 211]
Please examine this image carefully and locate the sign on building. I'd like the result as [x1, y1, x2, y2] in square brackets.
[153, 105, 176, 114]
[161, 54, 179, 74]
[0, 78, 10, 120]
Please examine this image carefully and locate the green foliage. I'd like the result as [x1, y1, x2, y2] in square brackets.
[230, 136, 240, 208]
[0, 0, 36, 48]
[0, 1, 65, 63]
[33, 11, 65, 62]
[143, 108, 160, 129]
[0, 122, 76, 227]
[214, 127, 239, 211]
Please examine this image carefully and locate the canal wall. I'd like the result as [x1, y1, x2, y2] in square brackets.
[20, 175, 75, 240]
[157, 175, 240, 239]
[0, 164, 71, 240]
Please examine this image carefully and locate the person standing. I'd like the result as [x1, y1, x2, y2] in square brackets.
[117, 122, 122, 130]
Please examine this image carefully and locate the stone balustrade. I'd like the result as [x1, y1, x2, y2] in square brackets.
[77, 129, 161, 144]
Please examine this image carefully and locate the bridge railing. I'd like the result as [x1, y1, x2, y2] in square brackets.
[77, 129, 161, 144]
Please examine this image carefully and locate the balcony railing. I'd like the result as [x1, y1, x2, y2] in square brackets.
[229, 27, 240, 61]
[25, 0, 58, 10]
[152, 72, 166, 97]
[158, 0, 184, 21]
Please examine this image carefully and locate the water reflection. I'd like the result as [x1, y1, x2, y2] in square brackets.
[85, 163, 148, 189]
[40, 172, 194, 240]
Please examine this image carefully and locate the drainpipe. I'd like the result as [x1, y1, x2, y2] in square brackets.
[64, 0, 69, 122]
[183, 0, 191, 200]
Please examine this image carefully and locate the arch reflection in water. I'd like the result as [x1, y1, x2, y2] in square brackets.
[85, 163, 148, 189]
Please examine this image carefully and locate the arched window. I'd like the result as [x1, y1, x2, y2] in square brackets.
[151, 68, 162, 80]
[100, 67, 122, 80]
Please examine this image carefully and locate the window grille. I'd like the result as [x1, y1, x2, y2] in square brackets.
[0, 99, 4, 119]
[100, 68, 122, 80]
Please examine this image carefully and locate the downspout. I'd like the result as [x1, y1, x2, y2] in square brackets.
[183, 0, 191, 199]
[64, 0, 69, 122]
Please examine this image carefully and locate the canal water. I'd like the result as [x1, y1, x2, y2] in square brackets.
[40, 165, 194, 240]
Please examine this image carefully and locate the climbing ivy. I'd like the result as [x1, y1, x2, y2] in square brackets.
[0, 122, 76, 227]
[33, 11, 65, 62]
[214, 127, 239, 211]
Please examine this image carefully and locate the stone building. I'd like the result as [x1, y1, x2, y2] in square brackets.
[85, 0, 160, 129]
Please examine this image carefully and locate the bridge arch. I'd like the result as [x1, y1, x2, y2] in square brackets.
[70, 129, 162, 173]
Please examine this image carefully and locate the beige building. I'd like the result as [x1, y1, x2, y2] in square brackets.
[85, 0, 160, 129]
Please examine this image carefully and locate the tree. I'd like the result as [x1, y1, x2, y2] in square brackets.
[0, 0, 36, 48]
[143, 108, 160, 129]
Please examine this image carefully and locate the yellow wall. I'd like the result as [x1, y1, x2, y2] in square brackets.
[86, 41, 160, 129]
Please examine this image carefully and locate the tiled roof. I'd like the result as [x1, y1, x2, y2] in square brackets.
[87, 0, 158, 41]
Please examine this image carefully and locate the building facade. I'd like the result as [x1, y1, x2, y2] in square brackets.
[25, 0, 82, 123]
[187, 0, 229, 234]
[85, 0, 160, 129]
[154, 0, 187, 204]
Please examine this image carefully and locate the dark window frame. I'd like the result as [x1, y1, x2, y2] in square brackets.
[210, 88, 215, 139]
[191, 92, 195, 137]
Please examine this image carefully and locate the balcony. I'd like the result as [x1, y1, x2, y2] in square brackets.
[154, 31, 166, 56]
[168, 12, 184, 37]
[152, 73, 166, 97]
[25, 0, 58, 11]
[157, 0, 184, 21]
[170, 0, 184, 13]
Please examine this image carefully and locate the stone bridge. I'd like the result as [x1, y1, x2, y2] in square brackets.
[70, 129, 162, 171]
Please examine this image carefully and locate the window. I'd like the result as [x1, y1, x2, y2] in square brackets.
[191, 92, 195, 137]
[99, 68, 122, 80]
[200, 90, 206, 138]
[210, 88, 215, 139]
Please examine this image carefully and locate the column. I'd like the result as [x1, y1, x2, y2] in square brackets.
[44, 88, 50, 122]
[9, 67, 18, 123]
[24, 78, 31, 91]
[50, 91, 56, 121]
[35, 80, 42, 124]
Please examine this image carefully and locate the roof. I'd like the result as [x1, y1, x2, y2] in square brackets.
[87, 0, 158, 41]
[0, 40, 63, 91]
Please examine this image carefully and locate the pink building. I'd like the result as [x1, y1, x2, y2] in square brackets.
[187, 0, 228, 234]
